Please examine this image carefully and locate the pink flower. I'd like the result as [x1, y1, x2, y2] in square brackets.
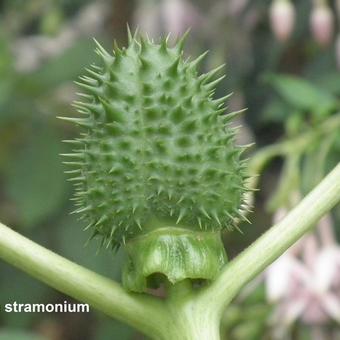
[161, 0, 201, 38]
[310, 4, 334, 46]
[269, 0, 296, 42]
[265, 215, 340, 325]
[335, 34, 340, 70]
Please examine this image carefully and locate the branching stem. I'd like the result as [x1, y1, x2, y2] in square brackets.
[197, 162, 340, 318]
[0, 162, 339, 339]
[0, 223, 168, 339]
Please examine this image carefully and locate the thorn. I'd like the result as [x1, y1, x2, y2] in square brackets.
[78, 75, 97, 86]
[200, 64, 225, 84]
[216, 108, 227, 115]
[109, 166, 119, 174]
[176, 208, 186, 224]
[67, 176, 86, 183]
[65, 169, 81, 174]
[213, 93, 233, 107]
[139, 56, 151, 70]
[212, 211, 222, 226]
[98, 97, 124, 122]
[239, 142, 256, 149]
[224, 210, 235, 222]
[57, 116, 91, 128]
[176, 28, 191, 51]
[105, 238, 112, 249]
[167, 56, 180, 75]
[135, 219, 142, 230]
[62, 161, 84, 166]
[147, 193, 154, 200]
[76, 92, 93, 99]
[225, 108, 247, 121]
[95, 215, 108, 226]
[110, 226, 116, 238]
[189, 51, 209, 69]
[140, 36, 148, 53]
[208, 63, 225, 77]
[160, 37, 168, 53]
[74, 81, 102, 96]
[177, 196, 185, 204]
[234, 208, 251, 224]
[199, 206, 211, 219]
[90, 63, 102, 71]
[167, 190, 173, 200]
[83, 223, 93, 231]
[113, 40, 121, 53]
[85, 67, 105, 81]
[93, 38, 111, 58]
[145, 32, 152, 43]
[127, 24, 133, 43]
[62, 139, 82, 145]
[60, 153, 84, 158]
[165, 32, 171, 44]
[205, 75, 226, 90]
[71, 205, 92, 214]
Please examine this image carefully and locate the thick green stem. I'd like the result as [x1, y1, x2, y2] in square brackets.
[198, 162, 340, 317]
[162, 281, 220, 340]
[0, 223, 168, 339]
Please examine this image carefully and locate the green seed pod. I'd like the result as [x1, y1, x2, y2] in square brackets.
[61, 31, 249, 292]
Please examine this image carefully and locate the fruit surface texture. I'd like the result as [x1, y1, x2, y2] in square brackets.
[62, 33, 248, 291]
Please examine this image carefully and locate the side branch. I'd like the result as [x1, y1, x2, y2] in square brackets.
[199, 162, 340, 316]
[0, 222, 167, 339]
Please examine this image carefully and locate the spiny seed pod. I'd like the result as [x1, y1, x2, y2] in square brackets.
[269, 0, 295, 42]
[60, 31, 249, 292]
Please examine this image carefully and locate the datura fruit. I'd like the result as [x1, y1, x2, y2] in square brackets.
[61, 31, 249, 292]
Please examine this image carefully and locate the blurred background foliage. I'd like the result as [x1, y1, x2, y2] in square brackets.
[0, 0, 339, 339]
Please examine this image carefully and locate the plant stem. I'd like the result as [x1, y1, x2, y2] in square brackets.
[244, 113, 340, 214]
[248, 113, 340, 180]
[198, 162, 340, 317]
[0, 164, 339, 339]
[161, 281, 220, 340]
[0, 222, 168, 339]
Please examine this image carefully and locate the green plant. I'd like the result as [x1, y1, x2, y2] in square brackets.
[0, 32, 339, 340]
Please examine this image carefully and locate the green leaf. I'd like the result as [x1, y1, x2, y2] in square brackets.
[4, 125, 68, 228]
[266, 74, 338, 117]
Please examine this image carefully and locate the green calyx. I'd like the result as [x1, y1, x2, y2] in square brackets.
[123, 224, 227, 292]
[61, 30, 249, 291]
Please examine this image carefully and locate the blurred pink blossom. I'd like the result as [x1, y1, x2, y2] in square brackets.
[134, 0, 201, 41]
[269, 0, 295, 42]
[310, 3, 334, 46]
[335, 34, 340, 70]
[161, 0, 201, 38]
[266, 214, 340, 326]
